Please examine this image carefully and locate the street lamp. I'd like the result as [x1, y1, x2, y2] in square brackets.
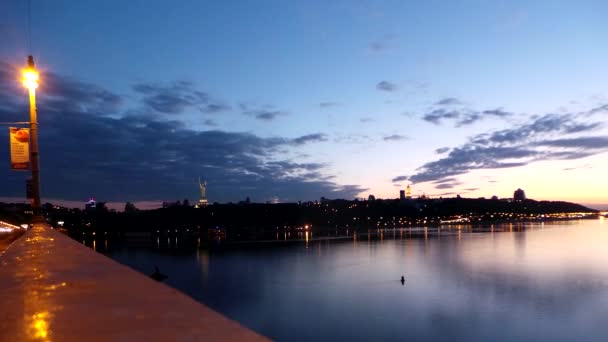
[22, 55, 42, 222]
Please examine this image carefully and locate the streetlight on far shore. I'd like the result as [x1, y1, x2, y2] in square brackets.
[22, 55, 42, 222]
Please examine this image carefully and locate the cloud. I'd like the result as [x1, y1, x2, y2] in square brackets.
[435, 147, 450, 154]
[435, 97, 462, 106]
[376, 81, 397, 92]
[254, 110, 286, 121]
[203, 119, 218, 126]
[409, 146, 534, 183]
[44, 72, 123, 114]
[133, 81, 210, 114]
[241, 104, 288, 121]
[423, 109, 461, 125]
[455, 113, 483, 126]
[132, 81, 230, 115]
[360, 117, 374, 123]
[435, 183, 460, 189]
[333, 134, 372, 144]
[392, 175, 408, 183]
[319, 102, 339, 108]
[130, 81, 232, 116]
[481, 108, 512, 117]
[202, 103, 231, 114]
[383, 134, 408, 142]
[589, 104, 608, 115]
[291, 133, 328, 145]
[423, 98, 513, 126]
[432, 178, 462, 189]
[536, 137, 608, 149]
[0, 63, 366, 203]
[423, 107, 514, 126]
[454, 108, 513, 126]
[475, 114, 602, 146]
[402, 111, 606, 184]
[432, 178, 458, 184]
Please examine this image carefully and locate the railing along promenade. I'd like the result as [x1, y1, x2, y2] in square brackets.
[0, 223, 269, 341]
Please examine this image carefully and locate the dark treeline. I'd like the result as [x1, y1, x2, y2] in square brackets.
[0, 198, 598, 243]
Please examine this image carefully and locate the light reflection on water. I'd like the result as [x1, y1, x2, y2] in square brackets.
[106, 220, 608, 341]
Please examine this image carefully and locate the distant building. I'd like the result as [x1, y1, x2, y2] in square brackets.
[406, 185, 412, 199]
[514, 188, 526, 202]
[368, 194, 376, 201]
[85, 198, 96, 211]
[399, 190, 405, 200]
[85, 198, 107, 211]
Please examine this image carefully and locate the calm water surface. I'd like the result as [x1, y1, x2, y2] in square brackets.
[105, 219, 608, 341]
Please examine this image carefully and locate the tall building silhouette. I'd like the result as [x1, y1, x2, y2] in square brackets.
[400, 190, 405, 200]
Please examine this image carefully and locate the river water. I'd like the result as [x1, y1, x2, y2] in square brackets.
[103, 219, 608, 341]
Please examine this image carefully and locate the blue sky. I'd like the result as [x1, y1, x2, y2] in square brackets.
[1, 0, 608, 208]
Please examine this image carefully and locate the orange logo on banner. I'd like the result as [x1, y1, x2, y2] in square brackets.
[9, 127, 30, 170]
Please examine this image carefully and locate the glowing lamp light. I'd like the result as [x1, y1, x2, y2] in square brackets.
[22, 69, 39, 90]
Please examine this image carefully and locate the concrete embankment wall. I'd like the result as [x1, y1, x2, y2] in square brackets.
[0, 224, 269, 341]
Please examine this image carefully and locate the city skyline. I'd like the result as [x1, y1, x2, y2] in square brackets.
[1, 1, 608, 208]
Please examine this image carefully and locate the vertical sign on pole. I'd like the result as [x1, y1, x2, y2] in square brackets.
[9, 127, 30, 170]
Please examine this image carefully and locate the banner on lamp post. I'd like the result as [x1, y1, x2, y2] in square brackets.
[9, 127, 30, 171]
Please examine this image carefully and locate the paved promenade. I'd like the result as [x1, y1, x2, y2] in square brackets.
[0, 224, 269, 341]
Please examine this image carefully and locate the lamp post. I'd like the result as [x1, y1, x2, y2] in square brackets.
[22, 55, 42, 222]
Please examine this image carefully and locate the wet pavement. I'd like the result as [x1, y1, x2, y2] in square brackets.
[0, 224, 269, 341]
